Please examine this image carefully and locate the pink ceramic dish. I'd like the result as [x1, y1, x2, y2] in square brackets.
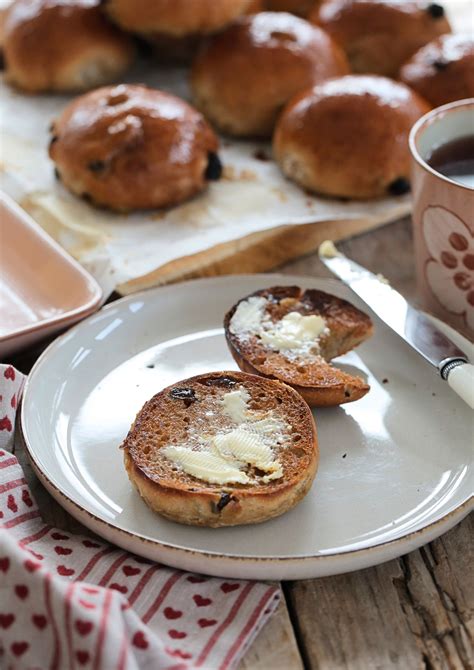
[0, 192, 102, 358]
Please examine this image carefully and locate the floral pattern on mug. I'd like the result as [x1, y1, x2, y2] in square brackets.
[423, 206, 474, 331]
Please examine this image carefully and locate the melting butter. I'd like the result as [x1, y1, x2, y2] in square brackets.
[260, 312, 326, 351]
[213, 428, 281, 475]
[318, 239, 341, 258]
[162, 387, 288, 486]
[221, 387, 250, 423]
[229, 296, 267, 335]
[162, 446, 250, 485]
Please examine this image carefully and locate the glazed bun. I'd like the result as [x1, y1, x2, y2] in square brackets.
[264, 0, 320, 17]
[49, 84, 221, 211]
[191, 12, 349, 137]
[3, 0, 134, 93]
[311, 0, 451, 77]
[399, 34, 474, 108]
[103, 0, 258, 37]
[273, 75, 430, 200]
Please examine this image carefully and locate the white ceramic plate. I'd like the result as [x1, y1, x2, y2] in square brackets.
[21, 275, 473, 580]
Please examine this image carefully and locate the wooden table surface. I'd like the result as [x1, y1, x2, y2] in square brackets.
[11, 217, 473, 670]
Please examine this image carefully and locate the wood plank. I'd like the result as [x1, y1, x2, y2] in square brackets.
[238, 598, 304, 670]
[284, 517, 473, 670]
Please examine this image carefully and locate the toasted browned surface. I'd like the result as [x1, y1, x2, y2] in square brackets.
[399, 34, 474, 108]
[3, 0, 134, 93]
[310, 0, 451, 78]
[191, 12, 349, 137]
[224, 286, 373, 406]
[122, 371, 318, 527]
[273, 75, 429, 199]
[49, 84, 220, 211]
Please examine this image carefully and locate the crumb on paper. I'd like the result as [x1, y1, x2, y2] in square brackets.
[223, 165, 258, 181]
[319, 239, 341, 258]
[377, 273, 390, 285]
[382, 378, 389, 384]
[271, 187, 288, 203]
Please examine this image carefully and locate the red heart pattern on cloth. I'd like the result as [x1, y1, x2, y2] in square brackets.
[165, 648, 192, 660]
[32, 614, 47, 630]
[55, 545, 73, 556]
[76, 650, 90, 665]
[51, 532, 69, 541]
[24, 559, 41, 573]
[0, 416, 12, 432]
[168, 630, 187, 640]
[11, 642, 29, 657]
[15, 584, 29, 599]
[164, 607, 182, 620]
[4, 367, 15, 381]
[110, 583, 128, 594]
[75, 620, 93, 636]
[0, 368, 281, 670]
[0, 614, 15, 629]
[186, 575, 207, 584]
[198, 618, 217, 628]
[132, 631, 149, 649]
[221, 583, 240, 594]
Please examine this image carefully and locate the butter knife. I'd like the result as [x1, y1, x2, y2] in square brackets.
[319, 242, 474, 409]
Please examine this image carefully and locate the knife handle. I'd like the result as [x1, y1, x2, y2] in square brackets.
[447, 363, 474, 409]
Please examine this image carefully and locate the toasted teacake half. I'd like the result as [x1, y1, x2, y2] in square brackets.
[224, 286, 374, 406]
[122, 371, 318, 527]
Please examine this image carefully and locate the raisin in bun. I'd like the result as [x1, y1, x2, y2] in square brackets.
[49, 84, 221, 211]
[103, 0, 258, 37]
[191, 12, 349, 137]
[3, 0, 134, 93]
[273, 75, 430, 200]
[264, 0, 320, 17]
[310, 0, 451, 78]
[122, 371, 318, 527]
[224, 286, 373, 406]
[399, 34, 474, 108]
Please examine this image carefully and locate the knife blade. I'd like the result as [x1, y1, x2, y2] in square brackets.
[318, 242, 474, 409]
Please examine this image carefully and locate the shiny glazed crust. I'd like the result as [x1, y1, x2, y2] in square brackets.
[310, 0, 451, 77]
[191, 12, 349, 137]
[399, 34, 474, 108]
[224, 286, 374, 406]
[49, 84, 220, 211]
[3, 0, 134, 93]
[122, 371, 318, 527]
[103, 0, 257, 36]
[273, 75, 430, 199]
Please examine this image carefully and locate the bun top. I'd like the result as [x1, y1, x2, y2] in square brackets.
[273, 75, 430, 198]
[399, 33, 474, 106]
[103, 0, 257, 36]
[49, 84, 219, 210]
[311, 0, 451, 75]
[3, 0, 133, 92]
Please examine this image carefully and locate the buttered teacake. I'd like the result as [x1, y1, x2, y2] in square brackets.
[224, 286, 374, 406]
[122, 371, 318, 527]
